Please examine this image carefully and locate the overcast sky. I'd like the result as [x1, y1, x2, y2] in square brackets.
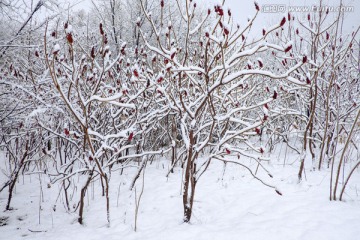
[223, 0, 359, 35]
[56, 0, 359, 35]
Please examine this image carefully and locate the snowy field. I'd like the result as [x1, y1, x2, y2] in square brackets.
[1, 151, 360, 240]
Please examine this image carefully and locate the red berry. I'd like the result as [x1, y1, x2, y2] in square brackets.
[99, 23, 104, 35]
[302, 55, 307, 64]
[66, 33, 73, 44]
[273, 90, 278, 99]
[128, 132, 134, 142]
[280, 17, 286, 27]
[133, 69, 139, 77]
[64, 128, 70, 136]
[284, 45, 292, 53]
[255, 2, 260, 11]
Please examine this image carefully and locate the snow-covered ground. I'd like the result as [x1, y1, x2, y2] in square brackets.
[1, 151, 360, 240]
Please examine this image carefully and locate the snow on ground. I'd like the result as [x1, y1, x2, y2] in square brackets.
[1, 150, 360, 240]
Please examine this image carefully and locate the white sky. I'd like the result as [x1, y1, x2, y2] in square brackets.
[52, 0, 359, 36]
[223, 0, 359, 35]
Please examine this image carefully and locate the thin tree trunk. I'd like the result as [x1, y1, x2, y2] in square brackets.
[183, 129, 195, 223]
[6, 150, 28, 210]
[78, 169, 93, 225]
[333, 109, 360, 200]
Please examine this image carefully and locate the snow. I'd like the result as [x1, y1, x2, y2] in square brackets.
[263, 105, 269, 115]
[53, 44, 60, 53]
[27, 107, 47, 118]
[1, 147, 359, 240]
[285, 41, 293, 49]
[65, 25, 73, 34]
[191, 119, 196, 127]
[165, 63, 172, 69]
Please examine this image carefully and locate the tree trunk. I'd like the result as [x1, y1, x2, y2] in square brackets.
[183, 129, 196, 223]
[78, 169, 93, 225]
[6, 150, 28, 210]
